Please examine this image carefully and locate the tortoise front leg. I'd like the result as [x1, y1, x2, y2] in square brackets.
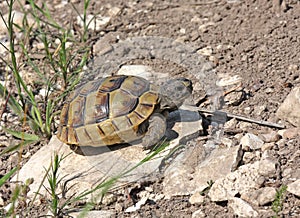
[142, 113, 167, 149]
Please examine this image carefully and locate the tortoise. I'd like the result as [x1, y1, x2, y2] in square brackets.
[57, 75, 193, 149]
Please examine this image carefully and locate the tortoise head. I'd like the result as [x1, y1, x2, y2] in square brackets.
[159, 78, 193, 110]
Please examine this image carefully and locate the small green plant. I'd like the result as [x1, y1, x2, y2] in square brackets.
[0, 0, 92, 140]
[45, 153, 69, 217]
[272, 185, 287, 217]
[0, 0, 92, 215]
[200, 180, 214, 196]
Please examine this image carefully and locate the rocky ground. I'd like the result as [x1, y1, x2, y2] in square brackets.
[0, 0, 300, 217]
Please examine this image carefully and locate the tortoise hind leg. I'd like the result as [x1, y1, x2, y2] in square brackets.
[142, 113, 167, 149]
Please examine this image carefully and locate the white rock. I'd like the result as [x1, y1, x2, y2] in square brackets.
[4, 202, 18, 212]
[224, 91, 244, 106]
[288, 64, 299, 71]
[253, 105, 267, 116]
[77, 14, 110, 31]
[238, 121, 253, 129]
[151, 193, 164, 202]
[117, 65, 154, 79]
[258, 158, 277, 177]
[208, 161, 264, 202]
[179, 28, 186, 34]
[69, 210, 115, 218]
[242, 187, 276, 206]
[65, 42, 72, 49]
[240, 133, 264, 150]
[39, 88, 49, 97]
[282, 168, 293, 178]
[34, 42, 45, 50]
[287, 179, 300, 197]
[216, 74, 242, 87]
[189, 192, 205, 204]
[192, 209, 206, 218]
[229, 197, 258, 217]
[116, 65, 169, 83]
[101, 193, 117, 205]
[198, 22, 215, 32]
[261, 143, 274, 151]
[125, 196, 148, 212]
[276, 86, 300, 127]
[197, 46, 213, 56]
[163, 145, 243, 199]
[108, 7, 121, 16]
[0, 196, 4, 207]
[257, 187, 277, 206]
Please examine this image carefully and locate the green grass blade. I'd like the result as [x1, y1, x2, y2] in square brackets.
[0, 167, 17, 187]
[0, 83, 23, 117]
[45, 99, 54, 136]
[2, 127, 39, 141]
[0, 140, 35, 156]
[27, 0, 63, 30]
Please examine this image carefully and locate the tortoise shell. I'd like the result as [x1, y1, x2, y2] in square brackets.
[57, 75, 159, 146]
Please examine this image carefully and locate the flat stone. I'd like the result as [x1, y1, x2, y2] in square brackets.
[276, 86, 300, 127]
[287, 179, 300, 197]
[9, 139, 147, 201]
[240, 133, 264, 150]
[229, 197, 258, 217]
[163, 145, 243, 199]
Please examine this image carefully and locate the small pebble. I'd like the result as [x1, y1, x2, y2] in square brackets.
[259, 131, 280, 143]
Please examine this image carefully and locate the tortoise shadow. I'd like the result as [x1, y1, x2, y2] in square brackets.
[70, 140, 142, 156]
